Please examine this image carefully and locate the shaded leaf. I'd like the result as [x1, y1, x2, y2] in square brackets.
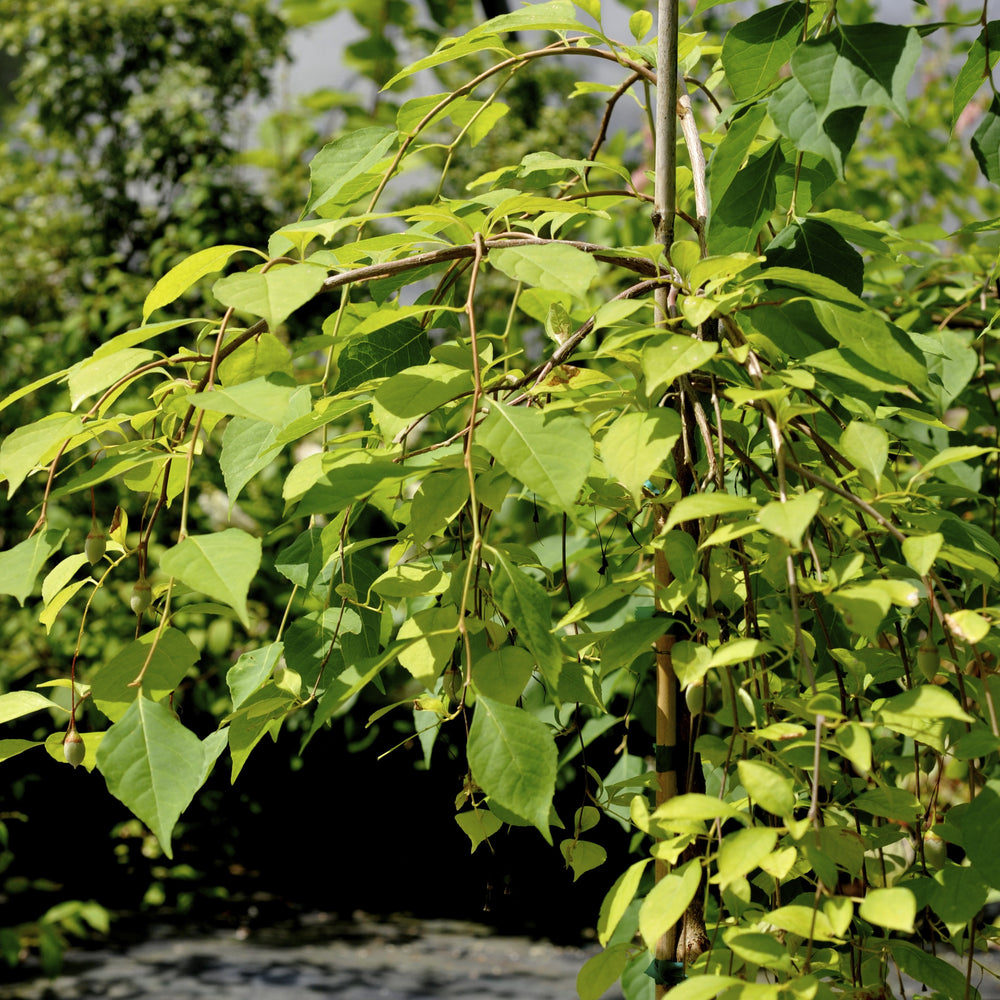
[91, 629, 200, 723]
[304, 128, 398, 215]
[953, 22, 1000, 127]
[765, 220, 864, 296]
[467, 695, 557, 842]
[96, 695, 207, 858]
[335, 319, 430, 392]
[0, 530, 69, 606]
[973, 96, 1000, 186]
[601, 410, 681, 504]
[721, 2, 805, 100]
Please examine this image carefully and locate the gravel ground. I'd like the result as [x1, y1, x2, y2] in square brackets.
[0, 915, 622, 1000]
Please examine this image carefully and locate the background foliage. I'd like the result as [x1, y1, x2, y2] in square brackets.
[4, 1, 1000, 999]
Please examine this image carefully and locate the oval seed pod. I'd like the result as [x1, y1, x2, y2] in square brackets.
[685, 679, 706, 715]
[85, 529, 107, 565]
[922, 829, 946, 869]
[63, 731, 85, 769]
[130, 577, 152, 615]
[916, 642, 940, 681]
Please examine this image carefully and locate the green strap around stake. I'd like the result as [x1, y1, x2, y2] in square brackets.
[654, 743, 676, 772]
[645, 959, 686, 986]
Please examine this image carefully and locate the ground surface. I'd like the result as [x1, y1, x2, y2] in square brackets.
[0, 915, 623, 1000]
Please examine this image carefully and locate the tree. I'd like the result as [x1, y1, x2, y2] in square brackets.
[4, 1, 1000, 998]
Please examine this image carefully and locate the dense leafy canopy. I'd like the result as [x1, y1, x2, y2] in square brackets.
[4, 0, 1000, 997]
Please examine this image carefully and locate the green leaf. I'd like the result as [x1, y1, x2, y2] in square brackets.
[945, 608, 991, 644]
[767, 905, 839, 941]
[455, 808, 504, 853]
[160, 529, 262, 628]
[716, 826, 778, 889]
[489, 244, 599, 298]
[465, 0, 583, 38]
[0, 413, 83, 498]
[467, 695, 557, 842]
[96, 694, 207, 858]
[490, 549, 563, 689]
[142, 244, 259, 323]
[478, 404, 591, 511]
[397, 606, 459, 689]
[408, 470, 470, 545]
[0, 690, 61, 725]
[738, 759, 796, 817]
[651, 792, 744, 826]
[930, 864, 989, 925]
[792, 24, 920, 122]
[707, 106, 767, 216]
[186, 375, 302, 426]
[912, 445, 996, 482]
[839, 421, 888, 490]
[859, 886, 915, 932]
[665, 492, 760, 530]
[708, 139, 783, 253]
[383, 35, 505, 91]
[757, 490, 822, 549]
[471, 646, 535, 704]
[661, 977, 744, 1000]
[725, 931, 789, 969]
[638, 859, 701, 949]
[218, 332, 293, 386]
[0, 739, 43, 763]
[228, 683, 295, 781]
[372, 363, 471, 443]
[641, 335, 719, 399]
[335, 319, 431, 392]
[213, 263, 327, 329]
[854, 786, 922, 822]
[810, 300, 928, 390]
[67, 348, 157, 410]
[628, 10, 652, 43]
[0, 530, 68, 607]
[891, 941, 981, 1000]
[220, 386, 312, 505]
[601, 410, 681, 504]
[765, 220, 864, 297]
[598, 618, 672, 678]
[721, 2, 805, 101]
[91, 629, 200, 723]
[770, 80, 863, 179]
[294, 454, 411, 517]
[304, 127, 398, 216]
[577, 943, 633, 1000]
[953, 22, 1000, 128]
[597, 858, 649, 946]
[560, 838, 607, 880]
[227, 642, 284, 711]
[952, 782, 1000, 889]
[828, 581, 893, 641]
[973, 97, 1000, 185]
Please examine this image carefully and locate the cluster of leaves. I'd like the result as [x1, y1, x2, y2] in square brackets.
[4, 1, 1000, 998]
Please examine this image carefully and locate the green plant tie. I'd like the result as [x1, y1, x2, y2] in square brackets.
[645, 959, 686, 986]
[654, 743, 676, 772]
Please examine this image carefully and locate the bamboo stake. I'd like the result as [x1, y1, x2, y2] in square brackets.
[652, 0, 681, 995]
